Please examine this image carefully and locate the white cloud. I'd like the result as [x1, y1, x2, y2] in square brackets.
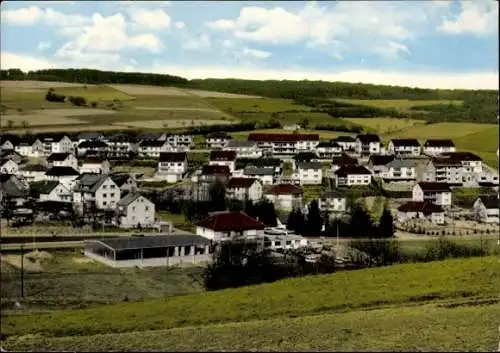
[439, 0, 498, 35]
[374, 41, 411, 60]
[37, 42, 52, 51]
[182, 34, 211, 50]
[174, 21, 186, 29]
[3, 6, 89, 27]
[128, 8, 171, 30]
[55, 13, 165, 64]
[0, 52, 57, 71]
[206, 2, 449, 58]
[240, 48, 271, 59]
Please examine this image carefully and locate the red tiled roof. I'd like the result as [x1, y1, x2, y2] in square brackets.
[332, 153, 358, 166]
[440, 152, 482, 161]
[159, 152, 187, 162]
[416, 182, 452, 192]
[210, 150, 237, 161]
[201, 165, 230, 176]
[196, 211, 265, 231]
[264, 184, 303, 195]
[248, 133, 319, 142]
[397, 201, 444, 214]
[335, 165, 371, 177]
[227, 177, 258, 189]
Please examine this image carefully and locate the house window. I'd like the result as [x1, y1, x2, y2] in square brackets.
[103, 201, 107, 206]
[132, 206, 136, 211]
[102, 185, 107, 189]
[103, 193, 107, 197]
[145, 206, 149, 211]
[110, 193, 115, 197]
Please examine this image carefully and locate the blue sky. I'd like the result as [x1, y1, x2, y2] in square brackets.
[1, 0, 498, 89]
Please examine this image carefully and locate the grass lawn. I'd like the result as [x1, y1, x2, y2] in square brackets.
[131, 95, 218, 109]
[333, 99, 463, 110]
[231, 129, 350, 140]
[341, 117, 427, 133]
[5, 302, 497, 352]
[0, 252, 204, 311]
[2, 256, 497, 338]
[453, 127, 498, 153]
[384, 122, 495, 141]
[205, 97, 312, 113]
[111, 166, 155, 177]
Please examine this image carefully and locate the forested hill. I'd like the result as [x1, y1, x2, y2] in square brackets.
[1, 68, 498, 102]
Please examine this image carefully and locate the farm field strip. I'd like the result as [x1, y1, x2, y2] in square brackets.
[384, 122, 496, 140]
[341, 117, 427, 133]
[2, 257, 497, 338]
[112, 119, 234, 129]
[134, 106, 222, 112]
[184, 89, 262, 99]
[0, 81, 90, 89]
[333, 98, 464, 109]
[109, 84, 190, 96]
[4, 302, 497, 352]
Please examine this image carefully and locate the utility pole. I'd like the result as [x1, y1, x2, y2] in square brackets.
[20, 244, 24, 298]
[336, 222, 339, 247]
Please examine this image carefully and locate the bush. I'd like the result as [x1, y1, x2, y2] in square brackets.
[424, 237, 488, 261]
[68, 96, 87, 107]
[45, 90, 66, 103]
[348, 239, 402, 267]
[91, 101, 97, 108]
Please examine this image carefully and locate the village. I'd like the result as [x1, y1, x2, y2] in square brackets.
[0, 129, 498, 267]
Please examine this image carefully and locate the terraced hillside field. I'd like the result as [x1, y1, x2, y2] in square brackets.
[2, 257, 498, 351]
[334, 98, 463, 110]
[0, 81, 240, 132]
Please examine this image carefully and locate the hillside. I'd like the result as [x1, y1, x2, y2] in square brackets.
[2, 68, 497, 124]
[2, 257, 499, 351]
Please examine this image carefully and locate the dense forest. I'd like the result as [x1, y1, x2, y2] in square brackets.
[2, 68, 498, 123]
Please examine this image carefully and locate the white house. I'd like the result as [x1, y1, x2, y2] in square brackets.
[166, 134, 193, 148]
[33, 180, 72, 202]
[196, 211, 265, 242]
[263, 233, 308, 250]
[243, 167, 275, 185]
[315, 140, 342, 159]
[334, 165, 372, 187]
[18, 164, 48, 182]
[318, 190, 346, 214]
[381, 159, 416, 183]
[293, 162, 323, 185]
[110, 173, 138, 193]
[424, 157, 464, 185]
[264, 184, 303, 210]
[156, 152, 188, 183]
[44, 166, 80, 188]
[0, 159, 18, 174]
[223, 140, 262, 159]
[1, 139, 14, 151]
[15, 139, 44, 157]
[209, 150, 237, 173]
[355, 134, 381, 155]
[334, 136, 357, 152]
[46, 152, 79, 170]
[73, 174, 121, 210]
[248, 133, 319, 155]
[367, 155, 395, 175]
[77, 132, 105, 144]
[472, 195, 499, 224]
[397, 201, 445, 224]
[441, 152, 483, 174]
[138, 140, 172, 158]
[206, 132, 231, 149]
[77, 140, 109, 157]
[412, 182, 452, 207]
[80, 156, 111, 174]
[51, 135, 74, 154]
[106, 134, 137, 159]
[423, 139, 456, 155]
[116, 193, 156, 228]
[388, 139, 421, 157]
[226, 177, 263, 201]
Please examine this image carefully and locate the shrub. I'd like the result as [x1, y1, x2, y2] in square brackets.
[424, 237, 488, 262]
[68, 96, 87, 107]
[348, 239, 402, 267]
[91, 101, 97, 108]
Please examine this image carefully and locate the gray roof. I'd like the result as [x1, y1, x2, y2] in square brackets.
[244, 167, 274, 176]
[92, 234, 211, 251]
[297, 162, 322, 170]
[78, 132, 103, 140]
[385, 159, 414, 169]
[117, 193, 143, 207]
[226, 140, 257, 148]
[30, 180, 59, 195]
[0, 176, 26, 198]
[75, 174, 109, 192]
[320, 190, 345, 199]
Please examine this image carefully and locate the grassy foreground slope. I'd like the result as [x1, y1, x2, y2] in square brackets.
[5, 303, 499, 352]
[2, 257, 498, 340]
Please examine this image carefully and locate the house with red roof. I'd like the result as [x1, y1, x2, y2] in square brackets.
[334, 165, 372, 187]
[209, 150, 237, 173]
[226, 177, 262, 201]
[248, 133, 319, 155]
[263, 184, 303, 210]
[195, 211, 265, 241]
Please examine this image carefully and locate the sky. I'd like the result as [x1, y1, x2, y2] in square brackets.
[0, 0, 498, 89]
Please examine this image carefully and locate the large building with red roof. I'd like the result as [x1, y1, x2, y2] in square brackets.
[195, 211, 266, 241]
[247, 133, 319, 155]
